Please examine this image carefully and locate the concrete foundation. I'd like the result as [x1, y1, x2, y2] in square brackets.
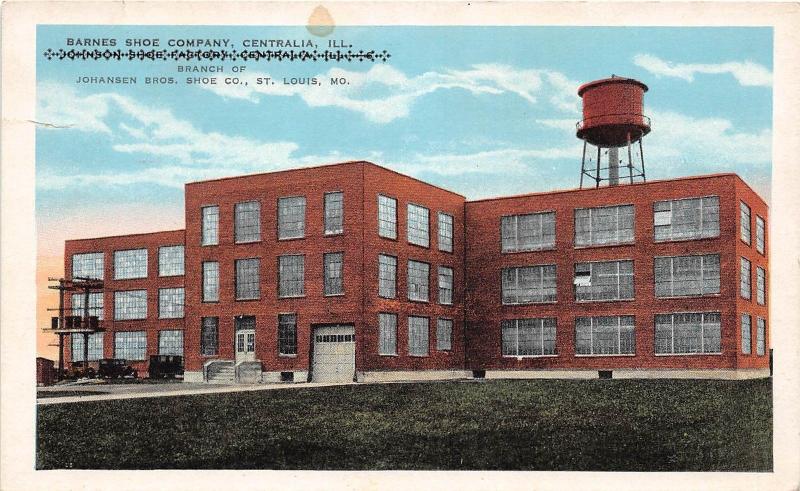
[357, 370, 472, 383]
[483, 368, 771, 380]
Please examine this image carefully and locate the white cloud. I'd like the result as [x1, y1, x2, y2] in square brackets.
[199, 64, 581, 123]
[633, 54, 772, 87]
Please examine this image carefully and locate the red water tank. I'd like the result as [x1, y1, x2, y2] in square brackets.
[576, 76, 650, 147]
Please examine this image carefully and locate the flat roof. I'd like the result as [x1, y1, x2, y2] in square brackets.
[465, 173, 749, 204]
[65, 229, 185, 243]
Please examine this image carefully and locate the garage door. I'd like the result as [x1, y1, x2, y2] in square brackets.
[312, 325, 355, 383]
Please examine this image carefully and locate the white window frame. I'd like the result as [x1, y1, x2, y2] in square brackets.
[202, 261, 219, 302]
[71, 332, 104, 362]
[158, 330, 184, 356]
[438, 266, 453, 305]
[574, 259, 634, 302]
[653, 196, 720, 242]
[158, 245, 184, 277]
[278, 313, 298, 356]
[323, 252, 344, 296]
[502, 211, 556, 252]
[436, 318, 453, 351]
[113, 331, 147, 361]
[235, 258, 261, 300]
[501, 264, 557, 305]
[234, 200, 261, 244]
[756, 318, 766, 356]
[278, 254, 305, 298]
[574, 315, 635, 356]
[654, 311, 722, 355]
[377, 194, 397, 239]
[378, 254, 397, 299]
[72, 252, 105, 280]
[438, 212, 454, 253]
[740, 257, 752, 300]
[756, 266, 766, 305]
[201, 317, 219, 356]
[324, 191, 344, 235]
[378, 313, 398, 356]
[501, 318, 557, 357]
[407, 260, 430, 302]
[407, 203, 430, 248]
[740, 201, 751, 245]
[158, 287, 185, 319]
[654, 254, 721, 298]
[71, 292, 104, 320]
[114, 248, 148, 280]
[201, 205, 219, 246]
[114, 290, 147, 320]
[408, 316, 429, 357]
[278, 196, 306, 240]
[574, 204, 634, 248]
[741, 313, 752, 354]
[755, 215, 765, 255]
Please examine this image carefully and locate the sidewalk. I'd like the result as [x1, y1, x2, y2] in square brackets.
[36, 381, 352, 405]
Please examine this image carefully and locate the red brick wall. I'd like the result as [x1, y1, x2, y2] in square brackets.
[465, 174, 769, 371]
[735, 179, 770, 369]
[183, 163, 366, 375]
[361, 164, 467, 372]
[64, 230, 186, 375]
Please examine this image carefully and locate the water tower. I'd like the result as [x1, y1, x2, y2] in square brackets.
[576, 76, 650, 188]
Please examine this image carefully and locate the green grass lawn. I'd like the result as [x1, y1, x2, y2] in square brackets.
[36, 378, 772, 471]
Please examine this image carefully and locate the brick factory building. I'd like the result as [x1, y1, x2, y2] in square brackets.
[59, 160, 769, 383]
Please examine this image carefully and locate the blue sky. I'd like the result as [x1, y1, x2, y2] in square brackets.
[36, 25, 773, 239]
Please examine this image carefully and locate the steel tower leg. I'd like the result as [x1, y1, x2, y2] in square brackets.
[580, 140, 587, 188]
[627, 132, 634, 184]
[639, 139, 646, 182]
[595, 145, 601, 188]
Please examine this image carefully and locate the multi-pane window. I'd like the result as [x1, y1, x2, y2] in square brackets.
[575, 316, 635, 356]
[740, 257, 751, 299]
[72, 252, 104, 280]
[438, 266, 453, 305]
[407, 260, 430, 301]
[114, 331, 147, 360]
[324, 192, 344, 235]
[654, 254, 720, 297]
[279, 255, 305, 297]
[501, 265, 557, 304]
[378, 313, 398, 355]
[407, 204, 430, 247]
[114, 249, 148, 280]
[71, 292, 104, 320]
[158, 245, 184, 277]
[235, 201, 261, 243]
[741, 314, 752, 354]
[71, 332, 104, 362]
[378, 195, 397, 239]
[437, 318, 453, 351]
[158, 287, 185, 319]
[158, 330, 184, 356]
[201, 317, 219, 356]
[756, 318, 766, 356]
[408, 316, 429, 356]
[740, 202, 751, 244]
[653, 197, 719, 242]
[278, 313, 297, 355]
[756, 267, 766, 305]
[756, 216, 765, 255]
[438, 212, 453, 252]
[574, 260, 634, 301]
[378, 254, 397, 298]
[278, 196, 306, 239]
[502, 212, 556, 252]
[201, 206, 219, 246]
[202, 261, 219, 302]
[235, 258, 260, 300]
[655, 312, 721, 355]
[114, 290, 147, 320]
[574, 205, 634, 247]
[502, 318, 557, 357]
[324, 252, 344, 296]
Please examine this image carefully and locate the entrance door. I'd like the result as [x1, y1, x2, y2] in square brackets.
[235, 316, 256, 363]
[312, 325, 355, 383]
[236, 330, 255, 362]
